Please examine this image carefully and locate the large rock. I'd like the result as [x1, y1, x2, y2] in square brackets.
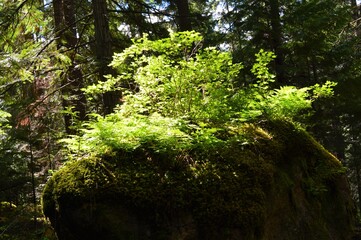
[42, 121, 356, 240]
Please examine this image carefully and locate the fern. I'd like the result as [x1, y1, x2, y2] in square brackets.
[63, 31, 335, 157]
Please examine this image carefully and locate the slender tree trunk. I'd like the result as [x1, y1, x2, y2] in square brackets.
[129, 1, 148, 35]
[29, 138, 37, 228]
[355, 164, 361, 214]
[268, 0, 285, 84]
[52, 0, 64, 41]
[349, 0, 361, 214]
[52, 0, 87, 134]
[351, 0, 361, 37]
[92, 0, 120, 114]
[351, 0, 359, 19]
[92, 0, 112, 60]
[174, 0, 192, 31]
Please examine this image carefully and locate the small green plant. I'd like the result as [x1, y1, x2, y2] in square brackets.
[85, 31, 243, 123]
[0, 110, 11, 135]
[62, 31, 336, 157]
[61, 113, 193, 155]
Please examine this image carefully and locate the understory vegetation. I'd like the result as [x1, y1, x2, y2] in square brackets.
[41, 35, 345, 239]
[62, 31, 335, 159]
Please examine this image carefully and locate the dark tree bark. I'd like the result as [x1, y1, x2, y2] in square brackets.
[92, 0, 112, 60]
[92, 0, 120, 115]
[268, 0, 285, 85]
[351, 0, 359, 19]
[52, 0, 64, 38]
[351, 0, 361, 38]
[174, 0, 192, 31]
[355, 163, 361, 214]
[52, 0, 87, 134]
[129, 1, 149, 35]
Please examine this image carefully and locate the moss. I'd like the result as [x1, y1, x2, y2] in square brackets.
[260, 120, 355, 240]
[42, 120, 356, 240]
[42, 156, 119, 232]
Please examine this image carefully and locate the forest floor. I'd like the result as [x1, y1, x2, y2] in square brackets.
[0, 202, 57, 240]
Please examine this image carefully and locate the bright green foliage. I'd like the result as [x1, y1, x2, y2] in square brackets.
[85, 31, 243, 122]
[265, 86, 311, 119]
[69, 32, 335, 156]
[0, 110, 11, 135]
[61, 113, 192, 155]
[251, 49, 276, 85]
[312, 81, 337, 98]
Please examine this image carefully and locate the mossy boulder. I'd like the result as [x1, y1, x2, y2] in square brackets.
[42, 121, 356, 240]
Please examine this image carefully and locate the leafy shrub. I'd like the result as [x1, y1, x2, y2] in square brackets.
[64, 31, 335, 156]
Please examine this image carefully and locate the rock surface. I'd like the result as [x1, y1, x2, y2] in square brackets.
[42, 121, 356, 240]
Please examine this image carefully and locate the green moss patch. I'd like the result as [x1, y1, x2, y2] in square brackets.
[42, 120, 356, 239]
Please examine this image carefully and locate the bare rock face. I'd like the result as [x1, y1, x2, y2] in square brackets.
[42, 121, 356, 240]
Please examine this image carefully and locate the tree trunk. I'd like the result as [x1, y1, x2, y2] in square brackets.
[351, 0, 359, 19]
[129, 1, 148, 35]
[92, 0, 120, 115]
[174, 0, 192, 31]
[355, 164, 361, 214]
[52, 0, 87, 134]
[29, 138, 37, 228]
[268, 0, 285, 85]
[52, 0, 64, 40]
[351, 0, 361, 37]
